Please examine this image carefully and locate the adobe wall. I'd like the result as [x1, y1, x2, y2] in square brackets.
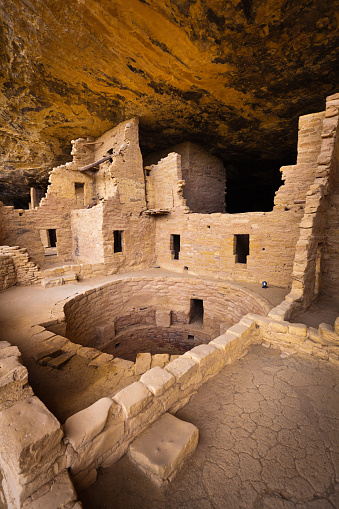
[154, 111, 325, 289]
[64, 276, 271, 348]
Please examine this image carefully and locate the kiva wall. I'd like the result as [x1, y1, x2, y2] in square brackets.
[64, 276, 271, 348]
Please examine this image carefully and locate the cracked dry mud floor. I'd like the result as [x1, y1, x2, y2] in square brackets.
[80, 345, 339, 509]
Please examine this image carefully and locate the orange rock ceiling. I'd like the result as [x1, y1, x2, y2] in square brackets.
[0, 0, 338, 205]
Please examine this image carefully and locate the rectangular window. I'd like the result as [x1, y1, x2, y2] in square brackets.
[190, 298, 204, 324]
[170, 234, 180, 260]
[234, 234, 249, 264]
[75, 183, 85, 206]
[114, 230, 123, 253]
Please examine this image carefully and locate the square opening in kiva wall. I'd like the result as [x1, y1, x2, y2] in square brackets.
[114, 230, 123, 253]
[234, 234, 249, 264]
[170, 234, 180, 260]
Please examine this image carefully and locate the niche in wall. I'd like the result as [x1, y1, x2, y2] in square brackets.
[234, 234, 249, 264]
[75, 183, 85, 206]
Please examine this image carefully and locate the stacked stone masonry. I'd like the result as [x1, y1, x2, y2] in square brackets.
[0, 341, 81, 509]
[0, 99, 334, 291]
[1, 94, 339, 506]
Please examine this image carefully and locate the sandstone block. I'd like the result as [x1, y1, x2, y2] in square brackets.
[140, 367, 175, 396]
[0, 397, 63, 475]
[64, 397, 113, 452]
[151, 353, 170, 369]
[135, 352, 151, 375]
[165, 357, 201, 390]
[0, 356, 28, 388]
[22, 470, 78, 509]
[113, 382, 152, 418]
[70, 411, 125, 475]
[88, 353, 113, 367]
[319, 323, 339, 344]
[269, 320, 289, 333]
[129, 413, 198, 486]
[155, 309, 171, 327]
[183, 344, 224, 379]
[226, 323, 248, 337]
[288, 323, 307, 337]
[95, 322, 115, 347]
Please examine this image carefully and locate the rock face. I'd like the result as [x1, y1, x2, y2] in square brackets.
[0, 0, 338, 205]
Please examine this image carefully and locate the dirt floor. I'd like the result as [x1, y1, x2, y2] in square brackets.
[80, 345, 339, 509]
[292, 294, 339, 328]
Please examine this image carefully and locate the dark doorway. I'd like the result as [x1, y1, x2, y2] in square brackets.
[234, 234, 249, 264]
[171, 234, 180, 260]
[48, 229, 57, 248]
[114, 230, 123, 253]
[190, 298, 204, 324]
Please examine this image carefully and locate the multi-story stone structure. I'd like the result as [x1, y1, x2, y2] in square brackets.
[0, 93, 338, 508]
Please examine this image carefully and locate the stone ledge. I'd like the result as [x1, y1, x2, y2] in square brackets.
[128, 413, 198, 486]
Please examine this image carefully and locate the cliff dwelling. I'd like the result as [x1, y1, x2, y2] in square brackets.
[1, 1, 339, 508]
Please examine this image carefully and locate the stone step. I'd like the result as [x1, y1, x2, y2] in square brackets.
[41, 273, 78, 288]
[128, 413, 198, 486]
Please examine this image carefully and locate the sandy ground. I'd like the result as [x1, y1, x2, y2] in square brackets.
[80, 345, 339, 509]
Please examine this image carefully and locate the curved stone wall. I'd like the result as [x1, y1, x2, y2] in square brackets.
[64, 276, 271, 350]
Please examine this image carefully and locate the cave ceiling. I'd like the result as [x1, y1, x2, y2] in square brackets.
[0, 0, 338, 206]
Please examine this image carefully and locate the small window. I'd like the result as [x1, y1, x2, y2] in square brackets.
[234, 234, 249, 264]
[75, 183, 85, 206]
[170, 234, 180, 260]
[114, 230, 123, 253]
[48, 229, 57, 248]
[190, 298, 204, 324]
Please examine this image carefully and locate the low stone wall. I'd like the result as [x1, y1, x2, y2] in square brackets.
[62, 317, 259, 492]
[60, 309, 339, 493]
[0, 246, 42, 287]
[0, 340, 80, 509]
[253, 313, 339, 364]
[0, 255, 16, 291]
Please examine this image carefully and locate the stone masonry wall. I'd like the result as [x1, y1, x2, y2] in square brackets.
[0, 340, 79, 509]
[154, 110, 325, 289]
[145, 152, 187, 211]
[144, 142, 226, 213]
[0, 246, 42, 287]
[71, 204, 105, 264]
[64, 276, 271, 348]
[0, 255, 15, 291]
[1, 166, 96, 266]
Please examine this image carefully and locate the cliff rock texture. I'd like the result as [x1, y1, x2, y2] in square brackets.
[0, 0, 338, 205]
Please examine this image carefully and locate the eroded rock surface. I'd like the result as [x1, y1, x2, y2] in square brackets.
[1, 0, 338, 205]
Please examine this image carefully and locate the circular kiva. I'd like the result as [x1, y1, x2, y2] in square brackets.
[63, 276, 271, 360]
